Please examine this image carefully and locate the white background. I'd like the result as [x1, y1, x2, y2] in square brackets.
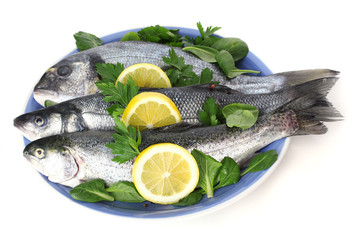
[1, 0, 359, 239]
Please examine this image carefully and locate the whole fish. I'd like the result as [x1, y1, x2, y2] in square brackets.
[23, 103, 341, 188]
[33, 40, 339, 105]
[15, 77, 337, 140]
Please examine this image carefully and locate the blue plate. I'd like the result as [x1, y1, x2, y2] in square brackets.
[23, 27, 289, 219]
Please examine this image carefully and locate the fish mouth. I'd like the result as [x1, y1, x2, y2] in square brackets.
[14, 116, 37, 141]
[33, 89, 59, 106]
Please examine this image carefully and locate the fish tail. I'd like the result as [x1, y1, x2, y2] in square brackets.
[272, 69, 340, 87]
[293, 104, 343, 135]
[279, 76, 339, 112]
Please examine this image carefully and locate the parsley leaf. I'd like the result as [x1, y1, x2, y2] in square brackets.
[162, 48, 215, 87]
[198, 97, 223, 126]
[106, 117, 141, 164]
[95, 62, 141, 164]
[137, 25, 183, 47]
[95, 62, 124, 83]
[184, 22, 221, 47]
[95, 63, 139, 110]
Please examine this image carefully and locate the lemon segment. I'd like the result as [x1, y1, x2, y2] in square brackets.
[116, 63, 172, 88]
[121, 92, 181, 131]
[132, 143, 199, 204]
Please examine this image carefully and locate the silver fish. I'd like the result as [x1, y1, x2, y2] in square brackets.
[33, 41, 339, 105]
[23, 103, 341, 188]
[15, 77, 337, 141]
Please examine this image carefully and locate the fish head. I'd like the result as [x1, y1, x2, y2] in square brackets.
[14, 110, 63, 141]
[23, 136, 78, 183]
[33, 53, 100, 105]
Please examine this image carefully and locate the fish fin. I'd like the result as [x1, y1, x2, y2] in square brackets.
[272, 69, 340, 87]
[293, 104, 343, 136]
[278, 77, 339, 112]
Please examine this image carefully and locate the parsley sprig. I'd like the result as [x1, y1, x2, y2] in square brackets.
[95, 63, 141, 163]
[163, 48, 216, 87]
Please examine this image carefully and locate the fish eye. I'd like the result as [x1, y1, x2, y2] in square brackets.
[34, 116, 45, 126]
[57, 65, 72, 77]
[34, 148, 45, 158]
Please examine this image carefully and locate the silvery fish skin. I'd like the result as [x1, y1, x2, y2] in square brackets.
[23, 104, 339, 188]
[15, 77, 337, 141]
[33, 41, 339, 105]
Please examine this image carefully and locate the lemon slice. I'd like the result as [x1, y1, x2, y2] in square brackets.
[116, 63, 172, 88]
[132, 143, 199, 204]
[121, 92, 181, 131]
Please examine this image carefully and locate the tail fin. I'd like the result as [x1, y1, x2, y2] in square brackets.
[293, 104, 343, 136]
[278, 76, 339, 113]
[271, 69, 340, 87]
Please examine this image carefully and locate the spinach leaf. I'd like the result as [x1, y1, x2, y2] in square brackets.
[212, 38, 249, 61]
[120, 32, 140, 41]
[44, 100, 58, 107]
[70, 179, 114, 202]
[214, 157, 241, 189]
[172, 190, 204, 206]
[182, 45, 219, 63]
[74, 31, 102, 51]
[215, 50, 260, 78]
[222, 103, 259, 130]
[106, 182, 145, 203]
[191, 149, 222, 198]
[241, 150, 278, 176]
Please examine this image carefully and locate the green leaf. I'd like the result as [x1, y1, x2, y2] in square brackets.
[182, 45, 219, 63]
[44, 100, 58, 107]
[74, 31, 102, 51]
[120, 32, 140, 41]
[215, 50, 236, 76]
[214, 157, 241, 189]
[137, 25, 182, 46]
[186, 22, 221, 46]
[163, 48, 214, 87]
[215, 50, 260, 78]
[191, 149, 222, 198]
[222, 103, 259, 129]
[241, 150, 278, 176]
[106, 182, 145, 203]
[212, 38, 249, 61]
[95, 62, 124, 83]
[163, 48, 186, 70]
[198, 97, 222, 126]
[106, 103, 124, 117]
[172, 190, 204, 206]
[200, 68, 214, 84]
[107, 119, 141, 164]
[70, 179, 114, 202]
